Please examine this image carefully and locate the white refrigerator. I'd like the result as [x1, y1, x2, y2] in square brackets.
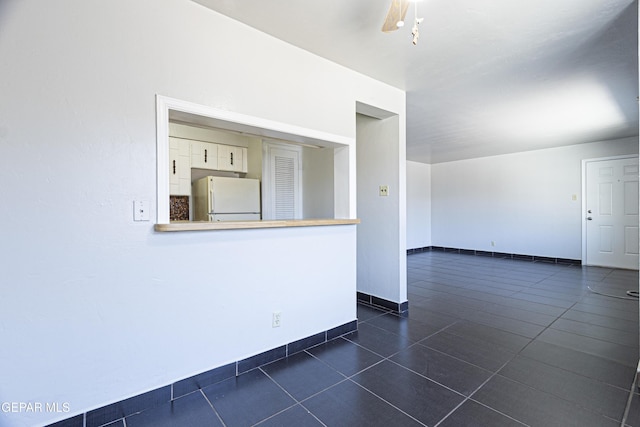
[193, 176, 261, 221]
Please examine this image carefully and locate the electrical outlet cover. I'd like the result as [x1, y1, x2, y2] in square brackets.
[272, 312, 281, 328]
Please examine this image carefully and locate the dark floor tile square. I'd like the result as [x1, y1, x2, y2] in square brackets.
[409, 296, 483, 319]
[420, 293, 496, 312]
[461, 284, 523, 298]
[536, 328, 638, 367]
[420, 331, 516, 372]
[571, 302, 639, 322]
[482, 304, 558, 327]
[357, 304, 388, 322]
[519, 340, 635, 389]
[472, 375, 619, 427]
[561, 309, 639, 332]
[302, 380, 423, 427]
[363, 313, 443, 342]
[261, 351, 345, 401]
[464, 310, 546, 338]
[508, 292, 575, 308]
[492, 297, 568, 317]
[254, 404, 323, 426]
[550, 318, 639, 348]
[45, 414, 84, 427]
[126, 391, 222, 427]
[499, 355, 629, 421]
[352, 360, 465, 425]
[342, 322, 413, 357]
[391, 344, 492, 396]
[203, 368, 295, 427]
[527, 283, 586, 299]
[410, 280, 464, 297]
[444, 321, 531, 353]
[438, 400, 526, 427]
[579, 295, 639, 314]
[306, 337, 383, 377]
[403, 305, 459, 329]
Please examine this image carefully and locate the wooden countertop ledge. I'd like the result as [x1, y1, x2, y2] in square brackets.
[154, 218, 360, 232]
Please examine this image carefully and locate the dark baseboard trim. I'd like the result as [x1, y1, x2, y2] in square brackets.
[407, 246, 432, 254]
[46, 320, 358, 427]
[407, 246, 581, 266]
[357, 292, 409, 316]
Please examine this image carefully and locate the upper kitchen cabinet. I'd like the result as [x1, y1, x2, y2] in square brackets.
[191, 140, 218, 170]
[218, 145, 247, 173]
[169, 137, 191, 196]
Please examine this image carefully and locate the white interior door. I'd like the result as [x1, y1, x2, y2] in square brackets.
[584, 156, 639, 269]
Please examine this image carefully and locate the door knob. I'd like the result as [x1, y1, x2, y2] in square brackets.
[587, 217, 593, 220]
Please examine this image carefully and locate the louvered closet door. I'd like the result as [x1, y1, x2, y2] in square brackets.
[269, 147, 301, 219]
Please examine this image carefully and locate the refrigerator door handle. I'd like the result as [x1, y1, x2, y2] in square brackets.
[209, 187, 215, 214]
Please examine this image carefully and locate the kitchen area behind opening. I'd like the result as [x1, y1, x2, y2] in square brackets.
[168, 121, 335, 223]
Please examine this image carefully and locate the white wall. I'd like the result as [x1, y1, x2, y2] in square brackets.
[430, 137, 639, 258]
[303, 147, 335, 219]
[0, 1, 405, 426]
[246, 137, 264, 181]
[357, 114, 407, 304]
[406, 161, 432, 249]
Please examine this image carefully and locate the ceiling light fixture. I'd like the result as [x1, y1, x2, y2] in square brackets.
[410, 1, 424, 45]
[381, 0, 425, 46]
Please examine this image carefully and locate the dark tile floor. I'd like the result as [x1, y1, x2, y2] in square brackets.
[125, 251, 640, 427]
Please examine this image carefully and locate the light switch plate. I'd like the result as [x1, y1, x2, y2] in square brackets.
[134, 200, 150, 221]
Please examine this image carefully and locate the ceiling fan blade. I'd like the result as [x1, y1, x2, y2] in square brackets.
[381, 0, 409, 33]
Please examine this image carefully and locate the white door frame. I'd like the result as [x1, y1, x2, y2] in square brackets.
[581, 154, 639, 265]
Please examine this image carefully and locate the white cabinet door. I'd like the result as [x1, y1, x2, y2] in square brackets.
[191, 141, 218, 170]
[169, 138, 191, 196]
[218, 145, 247, 172]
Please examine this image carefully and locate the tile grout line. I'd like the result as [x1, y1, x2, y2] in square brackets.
[343, 319, 468, 426]
[433, 341, 531, 427]
[255, 355, 349, 426]
[620, 360, 640, 427]
[345, 378, 429, 427]
[198, 389, 228, 427]
[290, 312, 461, 426]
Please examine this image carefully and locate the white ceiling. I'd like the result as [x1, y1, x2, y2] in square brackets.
[192, 0, 638, 163]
